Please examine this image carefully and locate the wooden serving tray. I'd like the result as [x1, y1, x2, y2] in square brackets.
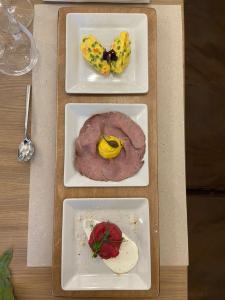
[53, 5, 159, 298]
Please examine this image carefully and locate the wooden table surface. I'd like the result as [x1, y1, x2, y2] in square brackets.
[0, 0, 187, 299]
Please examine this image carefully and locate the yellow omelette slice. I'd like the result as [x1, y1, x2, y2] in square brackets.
[80, 35, 110, 76]
[110, 32, 131, 74]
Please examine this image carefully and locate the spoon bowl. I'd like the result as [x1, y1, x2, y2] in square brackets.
[17, 137, 34, 162]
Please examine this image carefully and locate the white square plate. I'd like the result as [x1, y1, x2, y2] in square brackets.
[66, 13, 148, 94]
[64, 103, 149, 187]
[61, 198, 151, 290]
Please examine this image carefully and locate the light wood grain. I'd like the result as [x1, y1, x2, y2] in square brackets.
[53, 5, 159, 298]
[0, 0, 186, 299]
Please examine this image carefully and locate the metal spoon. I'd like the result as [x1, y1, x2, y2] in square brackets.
[17, 85, 35, 162]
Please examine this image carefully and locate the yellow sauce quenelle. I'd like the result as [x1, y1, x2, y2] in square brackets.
[98, 136, 123, 159]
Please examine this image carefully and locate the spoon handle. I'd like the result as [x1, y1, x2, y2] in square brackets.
[24, 85, 31, 138]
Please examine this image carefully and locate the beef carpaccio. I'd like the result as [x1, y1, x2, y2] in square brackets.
[75, 111, 146, 181]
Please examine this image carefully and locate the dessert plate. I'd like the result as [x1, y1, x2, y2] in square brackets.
[61, 197, 151, 290]
[64, 103, 149, 187]
[66, 13, 148, 94]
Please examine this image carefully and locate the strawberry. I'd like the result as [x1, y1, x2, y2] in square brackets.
[88, 222, 122, 259]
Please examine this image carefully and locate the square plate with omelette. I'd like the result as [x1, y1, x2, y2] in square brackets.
[65, 13, 149, 94]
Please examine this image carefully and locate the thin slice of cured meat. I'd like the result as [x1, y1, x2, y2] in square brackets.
[75, 152, 108, 181]
[102, 140, 144, 181]
[107, 112, 145, 149]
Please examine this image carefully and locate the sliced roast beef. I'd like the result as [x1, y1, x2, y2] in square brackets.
[74, 111, 146, 181]
[107, 112, 145, 149]
[102, 141, 144, 181]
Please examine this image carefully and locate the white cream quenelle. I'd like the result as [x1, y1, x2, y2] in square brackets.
[83, 219, 139, 274]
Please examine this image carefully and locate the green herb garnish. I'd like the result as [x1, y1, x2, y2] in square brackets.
[92, 229, 110, 258]
[0, 249, 15, 300]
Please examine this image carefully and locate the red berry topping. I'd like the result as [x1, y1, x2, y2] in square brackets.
[88, 222, 122, 259]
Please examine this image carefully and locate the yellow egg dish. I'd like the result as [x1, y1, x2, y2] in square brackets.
[80, 35, 110, 76]
[110, 32, 131, 74]
[80, 32, 131, 76]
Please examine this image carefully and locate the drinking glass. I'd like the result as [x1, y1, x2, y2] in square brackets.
[0, 0, 34, 28]
[0, 1, 38, 76]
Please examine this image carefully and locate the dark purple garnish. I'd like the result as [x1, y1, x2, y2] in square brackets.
[102, 49, 118, 62]
[110, 50, 118, 61]
[103, 50, 108, 61]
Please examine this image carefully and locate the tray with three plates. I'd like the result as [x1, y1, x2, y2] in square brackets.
[53, 5, 159, 298]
